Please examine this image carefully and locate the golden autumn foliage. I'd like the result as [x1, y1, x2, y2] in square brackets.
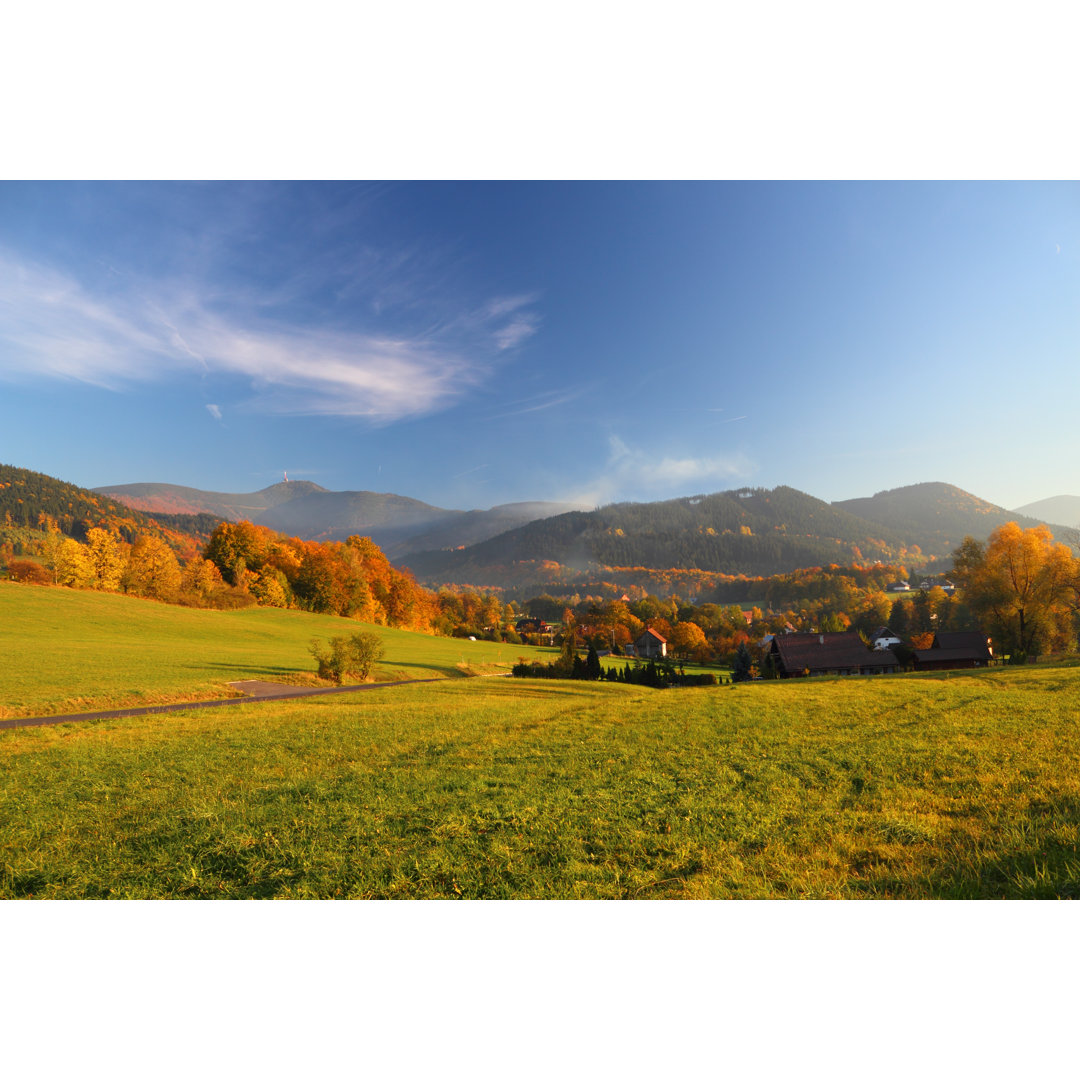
[952, 522, 1080, 658]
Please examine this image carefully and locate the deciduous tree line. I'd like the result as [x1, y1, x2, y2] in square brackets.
[5, 516, 520, 640]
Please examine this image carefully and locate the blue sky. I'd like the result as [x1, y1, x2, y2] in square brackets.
[1, 181, 1077, 512]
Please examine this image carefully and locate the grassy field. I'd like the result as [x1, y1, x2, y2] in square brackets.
[0, 581, 555, 718]
[3, 653, 1080, 898]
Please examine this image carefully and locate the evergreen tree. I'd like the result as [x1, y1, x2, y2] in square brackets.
[585, 642, 602, 680]
[732, 641, 754, 682]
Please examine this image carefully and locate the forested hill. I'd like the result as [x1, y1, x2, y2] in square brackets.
[401, 486, 919, 583]
[833, 483, 1052, 552]
[0, 464, 212, 554]
[399, 482, 1065, 587]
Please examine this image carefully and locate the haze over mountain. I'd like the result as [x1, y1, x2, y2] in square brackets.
[1012, 495, 1080, 530]
[96, 481, 584, 558]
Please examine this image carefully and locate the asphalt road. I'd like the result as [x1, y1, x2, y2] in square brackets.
[0, 677, 441, 731]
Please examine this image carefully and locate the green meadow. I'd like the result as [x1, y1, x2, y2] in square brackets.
[3, 580, 1079, 898]
[0, 581, 552, 719]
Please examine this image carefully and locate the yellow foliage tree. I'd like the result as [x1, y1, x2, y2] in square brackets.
[952, 522, 1080, 659]
[125, 535, 182, 601]
[181, 558, 225, 601]
[56, 538, 95, 588]
[85, 528, 127, 591]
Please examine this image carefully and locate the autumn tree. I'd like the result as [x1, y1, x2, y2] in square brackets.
[85, 527, 126, 591]
[557, 611, 578, 674]
[204, 521, 271, 586]
[125, 535, 182, 600]
[951, 523, 1080, 659]
[669, 620, 708, 660]
[38, 515, 64, 583]
[56, 538, 95, 588]
[181, 557, 225, 603]
[250, 568, 291, 608]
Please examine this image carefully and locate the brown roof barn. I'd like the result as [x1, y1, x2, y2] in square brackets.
[634, 628, 668, 659]
[769, 632, 900, 678]
[913, 631, 993, 671]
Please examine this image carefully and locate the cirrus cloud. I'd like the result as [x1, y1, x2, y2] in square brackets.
[562, 435, 755, 507]
[0, 249, 539, 423]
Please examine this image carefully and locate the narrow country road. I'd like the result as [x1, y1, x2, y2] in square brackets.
[0, 678, 442, 731]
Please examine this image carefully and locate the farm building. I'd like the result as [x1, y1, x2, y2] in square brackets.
[912, 631, 993, 670]
[768, 632, 900, 677]
[870, 626, 902, 651]
[634, 628, 668, 659]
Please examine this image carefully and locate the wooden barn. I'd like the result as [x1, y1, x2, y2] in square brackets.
[633, 628, 668, 659]
[912, 631, 993, 670]
[768, 632, 900, 678]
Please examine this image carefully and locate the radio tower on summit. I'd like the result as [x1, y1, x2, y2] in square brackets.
[283, 471, 288, 483]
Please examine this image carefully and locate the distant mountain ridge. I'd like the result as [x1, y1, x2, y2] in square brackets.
[833, 482, 1053, 551]
[1012, 494, 1080, 529]
[400, 481, 1068, 587]
[93, 480, 328, 522]
[85, 475, 1075, 589]
[95, 480, 584, 558]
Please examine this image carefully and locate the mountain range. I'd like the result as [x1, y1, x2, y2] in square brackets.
[94, 477, 1076, 588]
[399, 482, 1064, 586]
[94, 481, 585, 559]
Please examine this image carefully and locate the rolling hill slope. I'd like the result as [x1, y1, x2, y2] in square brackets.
[1, 464, 209, 555]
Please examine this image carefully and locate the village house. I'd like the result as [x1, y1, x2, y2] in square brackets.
[768, 632, 900, 678]
[870, 626, 902, 651]
[912, 631, 993, 671]
[633, 628, 668, 659]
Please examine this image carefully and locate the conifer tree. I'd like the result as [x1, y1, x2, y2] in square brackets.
[585, 642, 602, 680]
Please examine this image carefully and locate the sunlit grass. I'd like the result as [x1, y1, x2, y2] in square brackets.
[3, 666, 1079, 898]
[0, 580, 555, 718]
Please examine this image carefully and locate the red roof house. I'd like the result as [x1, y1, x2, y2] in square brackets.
[634, 628, 668, 659]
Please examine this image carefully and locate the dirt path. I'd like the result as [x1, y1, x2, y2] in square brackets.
[0, 678, 441, 731]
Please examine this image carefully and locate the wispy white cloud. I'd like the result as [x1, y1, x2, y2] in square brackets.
[486, 385, 589, 420]
[0, 249, 540, 422]
[205, 403, 222, 421]
[452, 463, 490, 479]
[564, 435, 755, 506]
